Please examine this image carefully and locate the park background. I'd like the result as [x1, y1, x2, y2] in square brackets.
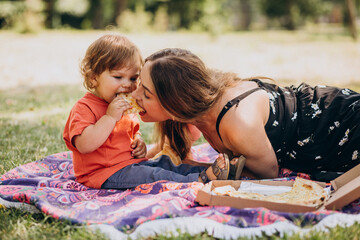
[0, 0, 360, 90]
[1, 0, 360, 239]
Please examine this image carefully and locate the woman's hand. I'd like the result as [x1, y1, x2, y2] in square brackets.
[131, 134, 147, 158]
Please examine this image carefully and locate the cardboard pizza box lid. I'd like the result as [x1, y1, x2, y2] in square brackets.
[330, 163, 360, 190]
[325, 163, 360, 210]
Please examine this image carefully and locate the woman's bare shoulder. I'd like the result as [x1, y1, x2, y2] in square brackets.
[219, 86, 270, 152]
[222, 81, 270, 125]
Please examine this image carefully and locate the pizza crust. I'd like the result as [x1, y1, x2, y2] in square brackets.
[118, 93, 144, 115]
[281, 177, 328, 206]
[212, 185, 237, 196]
[211, 177, 328, 207]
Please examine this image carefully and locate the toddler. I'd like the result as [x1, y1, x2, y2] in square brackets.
[63, 34, 229, 189]
[63, 34, 146, 189]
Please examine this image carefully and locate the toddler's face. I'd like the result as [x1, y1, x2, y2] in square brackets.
[91, 65, 140, 103]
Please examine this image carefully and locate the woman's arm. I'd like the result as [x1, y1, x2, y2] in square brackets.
[225, 121, 278, 179]
[220, 92, 279, 179]
[239, 167, 261, 179]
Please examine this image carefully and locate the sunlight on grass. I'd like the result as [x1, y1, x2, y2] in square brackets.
[1, 107, 68, 121]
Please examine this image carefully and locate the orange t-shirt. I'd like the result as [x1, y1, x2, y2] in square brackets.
[63, 92, 146, 189]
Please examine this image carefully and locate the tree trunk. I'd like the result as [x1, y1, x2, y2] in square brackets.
[112, 0, 127, 25]
[345, 0, 358, 41]
[89, 0, 104, 29]
[44, 0, 55, 29]
[284, 0, 295, 30]
[239, 0, 251, 30]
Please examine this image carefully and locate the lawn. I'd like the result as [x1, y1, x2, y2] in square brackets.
[1, 30, 360, 239]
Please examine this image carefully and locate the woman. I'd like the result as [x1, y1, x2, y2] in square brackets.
[132, 48, 360, 182]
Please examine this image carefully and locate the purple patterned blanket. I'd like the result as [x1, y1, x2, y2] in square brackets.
[1, 143, 360, 239]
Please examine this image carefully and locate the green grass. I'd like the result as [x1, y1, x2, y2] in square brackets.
[1, 84, 360, 239]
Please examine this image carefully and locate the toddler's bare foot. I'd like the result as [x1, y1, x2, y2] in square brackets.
[206, 154, 225, 180]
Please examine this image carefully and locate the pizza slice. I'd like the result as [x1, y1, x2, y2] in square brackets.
[212, 185, 237, 196]
[118, 93, 144, 115]
[271, 177, 328, 206]
[211, 177, 328, 207]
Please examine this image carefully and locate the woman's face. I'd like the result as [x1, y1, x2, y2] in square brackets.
[132, 61, 172, 122]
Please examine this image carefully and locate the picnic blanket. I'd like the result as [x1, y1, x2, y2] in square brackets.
[1, 143, 360, 239]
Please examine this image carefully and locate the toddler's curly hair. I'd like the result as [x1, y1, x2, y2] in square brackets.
[80, 34, 143, 91]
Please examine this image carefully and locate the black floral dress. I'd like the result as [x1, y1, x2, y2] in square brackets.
[253, 79, 360, 181]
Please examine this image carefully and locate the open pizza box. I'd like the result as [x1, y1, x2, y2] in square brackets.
[195, 163, 360, 213]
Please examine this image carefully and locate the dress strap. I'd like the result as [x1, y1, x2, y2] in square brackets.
[216, 87, 262, 142]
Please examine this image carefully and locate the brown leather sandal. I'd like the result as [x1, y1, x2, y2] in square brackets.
[199, 153, 230, 183]
[234, 155, 246, 180]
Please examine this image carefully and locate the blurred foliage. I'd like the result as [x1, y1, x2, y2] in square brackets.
[0, 1, 25, 28]
[0, 0, 359, 37]
[55, 0, 89, 16]
[116, 2, 152, 32]
[260, 0, 324, 30]
[0, 0, 43, 33]
[190, 0, 231, 36]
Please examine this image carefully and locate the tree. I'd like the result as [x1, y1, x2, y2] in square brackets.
[345, 0, 357, 41]
[239, 0, 252, 30]
[44, 0, 55, 28]
[112, 0, 127, 25]
[229, 0, 253, 31]
[88, 0, 103, 29]
[260, 0, 322, 30]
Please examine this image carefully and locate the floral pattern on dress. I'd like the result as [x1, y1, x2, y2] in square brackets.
[267, 91, 278, 115]
[297, 134, 314, 147]
[257, 79, 360, 181]
[309, 100, 322, 119]
[342, 88, 351, 95]
[349, 100, 360, 111]
[272, 120, 279, 127]
[339, 129, 350, 146]
[328, 121, 341, 134]
[352, 150, 359, 160]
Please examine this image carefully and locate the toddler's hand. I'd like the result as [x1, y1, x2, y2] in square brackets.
[106, 96, 131, 122]
[131, 134, 147, 158]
